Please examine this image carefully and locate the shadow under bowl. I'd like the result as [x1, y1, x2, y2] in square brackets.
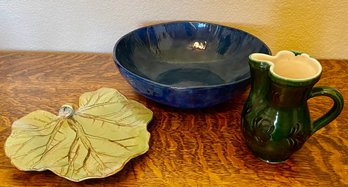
[113, 21, 271, 108]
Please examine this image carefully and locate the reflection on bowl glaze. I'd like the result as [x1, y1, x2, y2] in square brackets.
[113, 21, 271, 108]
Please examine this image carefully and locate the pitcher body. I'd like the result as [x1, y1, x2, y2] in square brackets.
[242, 50, 344, 163]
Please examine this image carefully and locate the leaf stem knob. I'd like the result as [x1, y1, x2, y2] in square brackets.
[59, 104, 75, 118]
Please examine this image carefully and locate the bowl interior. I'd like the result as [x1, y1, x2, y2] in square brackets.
[115, 22, 270, 88]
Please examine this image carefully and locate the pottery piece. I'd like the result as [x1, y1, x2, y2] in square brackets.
[241, 50, 344, 163]
[113, 21, 271, 108]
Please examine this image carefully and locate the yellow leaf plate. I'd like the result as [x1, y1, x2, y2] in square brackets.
[5, 88, 153, 182]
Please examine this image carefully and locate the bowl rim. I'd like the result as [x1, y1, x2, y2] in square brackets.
[113, 20, 271, 90]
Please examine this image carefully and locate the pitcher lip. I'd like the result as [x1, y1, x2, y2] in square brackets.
[249, 50, 322, 83]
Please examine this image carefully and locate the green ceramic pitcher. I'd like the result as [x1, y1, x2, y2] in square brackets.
[241, 50, 344, 163]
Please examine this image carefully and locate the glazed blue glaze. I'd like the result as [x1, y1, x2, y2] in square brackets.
[113, 21, 271, 108]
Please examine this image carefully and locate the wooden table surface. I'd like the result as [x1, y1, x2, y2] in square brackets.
[0, 51, 347, 186]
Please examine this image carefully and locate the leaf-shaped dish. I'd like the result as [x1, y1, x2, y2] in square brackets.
[5, 88, 153, 182]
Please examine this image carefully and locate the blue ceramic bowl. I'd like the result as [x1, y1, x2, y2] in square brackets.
[113, 21, 271, 108]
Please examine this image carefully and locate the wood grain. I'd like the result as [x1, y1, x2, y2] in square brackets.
[0, 51, 347, 186]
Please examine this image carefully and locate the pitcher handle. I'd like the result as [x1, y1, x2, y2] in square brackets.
[309, 86, 344, 134]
